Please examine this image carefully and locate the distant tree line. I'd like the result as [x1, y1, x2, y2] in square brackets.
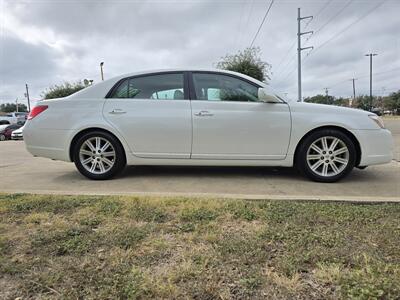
[304, 90, 400, 114]
[0, 103, 28, 113]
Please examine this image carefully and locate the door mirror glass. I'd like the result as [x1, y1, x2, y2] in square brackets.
[258, 87, 281, 103]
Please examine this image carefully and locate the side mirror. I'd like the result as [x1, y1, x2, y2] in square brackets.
[258, 87, 281, 103]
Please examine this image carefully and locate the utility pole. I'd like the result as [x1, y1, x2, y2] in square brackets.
[365, 53, 377, 111]
[324, 87, 329, 97]
[25, 83, 31, 112]
[297, 8, 313, 102]
[100, 62, 104, 81]
[15, 98, 19, 112]
[351, 78, 356, 100]
[350, 78, 357, 107]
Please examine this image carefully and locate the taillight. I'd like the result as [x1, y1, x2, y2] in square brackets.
[28, 105, 48, 120]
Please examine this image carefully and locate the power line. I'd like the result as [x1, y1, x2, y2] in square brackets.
[274, 0, 388, 90]
[314, 0, 333, 19]
[234, 0, 249, 50]
[305, 0, 333, 28]
[273, 0, 329, 76]
[305, 0, 353, 44]
[360, 66, 400, 78]
[274, 62, 298, 85]
[327, 67, 400, 89]
[240, 0, 255, 47]
[305, 0, 387, 60]
[273, 40, 297, 76]
[331, 67, 400, 89]
[250, 0, 275, 47]
[274, 55, 297, 82]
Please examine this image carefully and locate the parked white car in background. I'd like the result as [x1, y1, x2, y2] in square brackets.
[11, 125, 24, 140]
[23, 69, 393, 182]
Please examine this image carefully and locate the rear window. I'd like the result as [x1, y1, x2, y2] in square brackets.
[109, 73, 185, 100]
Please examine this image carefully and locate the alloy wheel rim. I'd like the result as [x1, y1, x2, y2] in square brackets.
[79, 137, 116, 174]
[306, 136, 349, 177]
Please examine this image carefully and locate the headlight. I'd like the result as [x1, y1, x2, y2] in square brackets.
[368, 114, 385, 129]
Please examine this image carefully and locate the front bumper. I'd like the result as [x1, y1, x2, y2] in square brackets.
[352, 129, 393, 166]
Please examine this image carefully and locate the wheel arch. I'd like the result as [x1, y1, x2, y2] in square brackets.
[294, 125, 362, 167]
[69, 127, 127, 162]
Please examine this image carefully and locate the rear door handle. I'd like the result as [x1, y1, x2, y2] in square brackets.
[109, 109, 126, 114]
[194, 111, 214, 117]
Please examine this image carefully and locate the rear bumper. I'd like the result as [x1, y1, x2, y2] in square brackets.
[24, 122, 72, 162]
[352, 129, 393, 166]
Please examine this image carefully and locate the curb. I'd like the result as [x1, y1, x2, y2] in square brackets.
[1, 190, 399, 203]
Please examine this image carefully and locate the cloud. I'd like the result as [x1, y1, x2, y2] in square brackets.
[0, 34, 61, 102]
[0, 0, 399, 103]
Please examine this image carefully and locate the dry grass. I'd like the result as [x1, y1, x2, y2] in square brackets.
[382, 115, 400, 120]
[0, 193, 399, 299]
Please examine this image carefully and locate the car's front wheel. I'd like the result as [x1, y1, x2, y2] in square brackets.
[296, 129, 357, 182]
[73, 131, 126, 180]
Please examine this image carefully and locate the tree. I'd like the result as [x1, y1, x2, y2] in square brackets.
[0, 103, 28, 113]
[335, 97, 350, 107]
[383, 90, 400, 114]
[41, 81, 88, 100]
[304, 94, 335, 105]
[304, 95, 351, 107]
[216, 47, 271, 82]
[354, 95, 377, 111]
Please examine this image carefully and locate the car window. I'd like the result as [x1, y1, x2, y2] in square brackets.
[192, 73, 259, 102]
[150, 88, 184, 100]
[109, 73, 185, 100]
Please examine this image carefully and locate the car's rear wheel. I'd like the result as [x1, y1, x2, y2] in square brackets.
[73, 131, 126, 180]
[0, 134, 6, 141]
[296, 129, 357, 182]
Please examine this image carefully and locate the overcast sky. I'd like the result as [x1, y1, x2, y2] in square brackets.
[1, 0, 399, 106]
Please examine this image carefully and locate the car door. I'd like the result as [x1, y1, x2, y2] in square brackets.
[190, 72, 291, 160]
[103, 72, 192, 159]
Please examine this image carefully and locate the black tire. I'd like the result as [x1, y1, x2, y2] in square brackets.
[0, 134, 6, 141]
[73, 131, 126, 180]
[296, 129, 357, 183]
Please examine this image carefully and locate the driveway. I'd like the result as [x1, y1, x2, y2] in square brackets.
[0, 119, 399, 201]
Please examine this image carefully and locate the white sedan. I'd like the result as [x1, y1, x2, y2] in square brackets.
[11, 125, 24, 140]
[23, 69, 393, 182]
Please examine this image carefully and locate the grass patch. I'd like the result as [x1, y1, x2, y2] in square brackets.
[0, 194, 399, 299]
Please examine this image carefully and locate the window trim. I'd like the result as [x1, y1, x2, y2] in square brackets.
[188, 71, 263, 102]
[105, 71, 190, 100]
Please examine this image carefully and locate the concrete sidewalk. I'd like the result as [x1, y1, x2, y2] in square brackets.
[1, 141, 398, 201]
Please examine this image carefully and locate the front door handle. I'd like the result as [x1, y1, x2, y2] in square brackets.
[194, 111, 214, 117]
[109, 109, 126, 114]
